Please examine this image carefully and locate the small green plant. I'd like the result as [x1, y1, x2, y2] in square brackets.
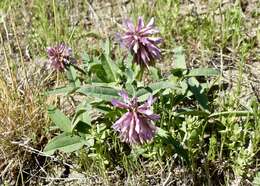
[2, 1, 259, 185]
[41, 12, 259, 183]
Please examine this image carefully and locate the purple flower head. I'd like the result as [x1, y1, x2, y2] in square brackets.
[111, 90, 160, 145]
[118, 17, 162, 68]
[46, 44, 74, 71]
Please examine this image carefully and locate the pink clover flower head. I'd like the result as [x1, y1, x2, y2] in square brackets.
[111, 90, 160, 144]
[118, 16, 162, 68]
[46, 44, 74, 71]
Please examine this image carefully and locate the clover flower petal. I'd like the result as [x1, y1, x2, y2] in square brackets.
[46, 44, 74, 71]
[118, 17, 162, 68]
[112, 91, 160, 144]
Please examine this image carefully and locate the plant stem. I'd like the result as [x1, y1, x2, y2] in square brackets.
[70, 63, 87, 75]
[209, 111, 253, 118]
[136, 67, 144, 81]
[52, 0, 58, 39]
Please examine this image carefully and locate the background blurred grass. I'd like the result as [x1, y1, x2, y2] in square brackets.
[0, 0, 259, 185]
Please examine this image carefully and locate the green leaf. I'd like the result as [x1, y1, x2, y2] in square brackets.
[149, 66, 161, 80]
[46, 85, 76, 96]
[253, 172, 260, 186]
[132, 63, 142, 79]
[156, 128, 169, 138]
[186, 68, 220, 77]
[94, 104, 113, 114]
[85, 138, 95, 147]
[66, 66, 80, 87]
[173, 46, 186, 69]
[156, 128, 190, 164]
[188, 78, 209, 110]
[100, 39, 120, 82]
[125, 67, 134, 83]
[171, 68, 185, 77]
[125, 53, 134, 68]
[82, 52, 90, 65]
[48, 106, 71, 132]
[75, 121, 91, 134]
[77, 85, 120, 102]
[43, 133, 85, 155]
[125, 82, 135, 96]
[131, 147, 147, 159]
[180, 80, 189, 95]
[100, 54, 118, 82]
[72, 104, 92, 131]
[136, 81, 177, 101]
[103, 39, 110, 57]
[89, 62, 109, 83]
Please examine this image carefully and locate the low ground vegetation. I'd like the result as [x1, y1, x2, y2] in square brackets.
[0, 0, 260, 185]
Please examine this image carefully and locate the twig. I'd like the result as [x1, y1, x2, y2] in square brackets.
[86, 1, 102, 33]
[250, 82, 260, 103]
[21, 170, 86, 182]
[11, 141, 74, 169]
[1, 160, 14, 177]
[162, 172, 172, 186]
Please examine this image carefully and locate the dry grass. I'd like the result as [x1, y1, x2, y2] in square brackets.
[0, 13, 50, 184]
[0, 0, 259, 185]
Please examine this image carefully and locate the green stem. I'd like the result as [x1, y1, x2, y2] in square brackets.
[136, 67, 144, 81]
[70, 63, 87, 75]
[209, 111, 254, 118]
[52, 0, 58, 39]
